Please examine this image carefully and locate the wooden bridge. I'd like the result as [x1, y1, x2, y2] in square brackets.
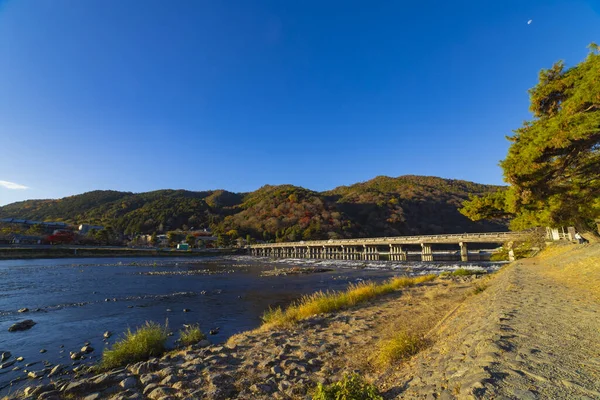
[249, 231, 533, 262]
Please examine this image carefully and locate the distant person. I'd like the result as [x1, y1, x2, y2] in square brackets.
[574, 232, 586, 244]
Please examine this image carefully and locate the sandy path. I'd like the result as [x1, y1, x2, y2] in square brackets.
[385, 244, 600, 399]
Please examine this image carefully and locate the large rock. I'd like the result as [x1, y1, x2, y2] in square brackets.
[160, 375, 179, 385]
[63, 379, 94, 395]
[119, 377, 138, 389]
[8, 319, 36, 332]
[129, 360, 159, 375]
[0, 359, 16, 369]
[139, 373, 159, 386]
[1, 351, 11, 362]
[147, 386, 176, 399]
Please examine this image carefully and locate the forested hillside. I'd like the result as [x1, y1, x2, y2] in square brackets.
[0, 176, 507, 241]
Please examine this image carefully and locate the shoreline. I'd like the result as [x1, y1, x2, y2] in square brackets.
[3, 273, 479, 399]
[0, 247, 241, 260]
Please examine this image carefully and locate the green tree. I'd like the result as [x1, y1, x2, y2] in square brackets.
[462, 44, 600, 233]
[167, 231, 181, 247]
[186, 234, 196, 248]
[26, 224, 46, 236]
[216, 234, 230, 248]
[95, 229, 110, 245]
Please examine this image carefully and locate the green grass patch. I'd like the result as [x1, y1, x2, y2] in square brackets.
[472, 283, 488, 295]
[376, 331, 427, 367]
[179, 324, 205, 346]
[451, 268, 484, 276]
[261, 274, 436, 329]
[312, 373, 383, 400]
[100, 321, 168, 369]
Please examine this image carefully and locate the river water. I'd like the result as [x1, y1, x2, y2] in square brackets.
[0, 256, 495, 394]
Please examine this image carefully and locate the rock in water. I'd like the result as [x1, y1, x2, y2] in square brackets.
[70, 351, 83, 360]
[8, 320, 36, 332]
[81, 345, 94, 354]
[1, 352, 11, 362]
[47, 364, 63, 377]
[18, 308, 29, 313]
[103, 331, 112, 339]
[0, 360, 16, 369]
[27, 370, 45, 379]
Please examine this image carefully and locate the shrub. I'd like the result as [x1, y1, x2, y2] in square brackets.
[312, 373, 383, 400]
[101, 321, 168, 369]
[180, 324, 205, 346]
[490, 250, 509, 261]
[376, 331, 427, 366]
[451, 268, 483, 276]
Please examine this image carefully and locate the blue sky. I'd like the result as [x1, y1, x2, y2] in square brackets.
[1, 0, 599, 205]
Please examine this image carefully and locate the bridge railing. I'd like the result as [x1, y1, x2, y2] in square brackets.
[249, 230, 535, 248]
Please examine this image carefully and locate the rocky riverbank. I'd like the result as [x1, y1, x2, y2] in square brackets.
[7, 243, 599, 399]
[5, 274, 478, 399]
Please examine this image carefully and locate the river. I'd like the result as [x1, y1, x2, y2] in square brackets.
[0, 256, 495, 394]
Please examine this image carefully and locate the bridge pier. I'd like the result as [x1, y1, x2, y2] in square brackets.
[507, 241, 515, 262]
[389, 244, 407, 261]
[459, 242, 468, 262]
[421, 243, 433, 262]
[364, 245, 379, 261]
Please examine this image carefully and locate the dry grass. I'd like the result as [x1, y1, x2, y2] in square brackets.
[472, 283, 488, 295]
[261, 275, 436, 329]
[536, 243, 600, 299]
[375, 331, 427, 367]
[424, 285, 451, 300]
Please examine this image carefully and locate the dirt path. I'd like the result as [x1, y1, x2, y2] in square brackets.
[384, 244, 600, 399]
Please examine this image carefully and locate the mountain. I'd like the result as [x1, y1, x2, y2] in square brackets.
[0, 176, 507, 240]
